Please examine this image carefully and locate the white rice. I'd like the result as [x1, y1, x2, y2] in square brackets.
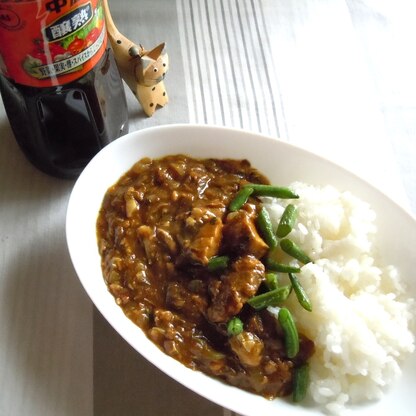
[262, 182, 415, 415]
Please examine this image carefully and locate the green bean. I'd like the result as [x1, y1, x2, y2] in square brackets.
[207, 255, 229, 271]
[229, 186, 254, 211]
[278, 307, 299, 358]
[265, 258, 301, 274]
[227, 317, 244, 336]
[276, 204, 298, 238]
[243, 184, 299, 199]
[288, 273, 312, 312]
[265, 272, 279, 290]
[293, 364, 310, 403]
[280, 238, 312, 264]
[256, 206, 278, 248]
[247, 286, 291, 309]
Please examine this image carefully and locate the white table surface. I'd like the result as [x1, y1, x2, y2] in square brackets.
[0, 1, 415, 415]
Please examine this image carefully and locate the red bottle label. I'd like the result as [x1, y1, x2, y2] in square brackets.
[0, 0, 107, 87]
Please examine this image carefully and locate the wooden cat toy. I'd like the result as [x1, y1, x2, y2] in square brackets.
[102, 0, 169, 116]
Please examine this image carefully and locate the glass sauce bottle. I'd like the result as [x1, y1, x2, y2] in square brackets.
[0, 0, 129, 179]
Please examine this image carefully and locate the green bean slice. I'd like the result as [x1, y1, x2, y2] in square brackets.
[276, 204, 298, 238]
[207, 255, 229, 271]
[280, 238, 312, 265]
[256, 207, 278, 248]
[278, 307, 299, 358]
[293, 364, 310, 403]
[265, 272, 279, 290]
[288, 273, 312, 312]
[265, 258, 301, 274]
[244, 184, 299, 199]
[229, 186, 254, 211]
[227, 317, 244, 336]
[247, 285, 291, 310]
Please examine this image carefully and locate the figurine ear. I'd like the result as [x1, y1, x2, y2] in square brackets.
[140, 55, 153, 70]
[146, 43, 166, 60]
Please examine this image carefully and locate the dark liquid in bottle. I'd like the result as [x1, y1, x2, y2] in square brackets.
[0, 48, 128, 179]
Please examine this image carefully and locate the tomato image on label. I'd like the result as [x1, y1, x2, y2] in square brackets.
[85, 27, 100, 46]
[67, 37, 86, 55]
[28, 39, 69, 65]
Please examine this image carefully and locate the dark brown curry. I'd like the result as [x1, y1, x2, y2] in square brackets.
[96, 155, 313, 399]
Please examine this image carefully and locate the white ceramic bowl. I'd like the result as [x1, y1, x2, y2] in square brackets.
[66, 124, 416, 416]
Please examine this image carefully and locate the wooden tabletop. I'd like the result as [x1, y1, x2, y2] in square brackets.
[0, 1, 415, 415]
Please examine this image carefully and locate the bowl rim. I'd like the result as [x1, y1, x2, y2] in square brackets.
[65, 123, 416, 416]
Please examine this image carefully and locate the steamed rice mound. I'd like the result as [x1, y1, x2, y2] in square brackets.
[262, 182, 415, 415]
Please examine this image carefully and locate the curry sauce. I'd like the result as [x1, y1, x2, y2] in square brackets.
[96, 155, 313, 399]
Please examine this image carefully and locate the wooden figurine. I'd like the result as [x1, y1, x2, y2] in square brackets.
[102, 0, 169, 116]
